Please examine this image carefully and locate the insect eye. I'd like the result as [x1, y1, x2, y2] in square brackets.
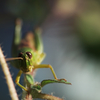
[26, 52, 32, 59]
[18, 52, 23, 57]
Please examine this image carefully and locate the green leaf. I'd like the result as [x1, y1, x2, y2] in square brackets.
[41, 79, 71, 87]
[31, 84, 42, 92]
[26, 74, 34, 85]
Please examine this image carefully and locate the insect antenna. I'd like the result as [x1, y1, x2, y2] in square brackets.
[6, 57, 23, 61]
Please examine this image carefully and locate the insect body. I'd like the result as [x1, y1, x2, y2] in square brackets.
[11, 19, 58, 91]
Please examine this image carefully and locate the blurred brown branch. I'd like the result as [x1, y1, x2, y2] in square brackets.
[0, 47, 19, 100]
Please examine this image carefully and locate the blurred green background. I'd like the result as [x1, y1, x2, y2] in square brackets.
[0, 0, 100, 100]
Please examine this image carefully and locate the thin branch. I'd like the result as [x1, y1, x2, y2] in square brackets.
[30, 88, 63, 100]
[0, 47, 19, 100]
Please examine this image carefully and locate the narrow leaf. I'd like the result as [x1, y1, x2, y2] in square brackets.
[41, 79, 71, 87]
[26, 74, 34, 85]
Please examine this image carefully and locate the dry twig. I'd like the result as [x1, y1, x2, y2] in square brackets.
[0, 47, 19, 100]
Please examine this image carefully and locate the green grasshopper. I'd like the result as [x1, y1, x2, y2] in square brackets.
[8, 19, 59, 92]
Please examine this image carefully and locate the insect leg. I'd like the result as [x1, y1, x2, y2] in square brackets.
[15, 70, 27, 91]
[34, 28, 43, 54]
[11, 19, 22, 57]
[34, 64, 57, 79]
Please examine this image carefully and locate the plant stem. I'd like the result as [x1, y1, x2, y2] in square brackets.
[30, 88, 63, 100]
[0, 47, 19, 100]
